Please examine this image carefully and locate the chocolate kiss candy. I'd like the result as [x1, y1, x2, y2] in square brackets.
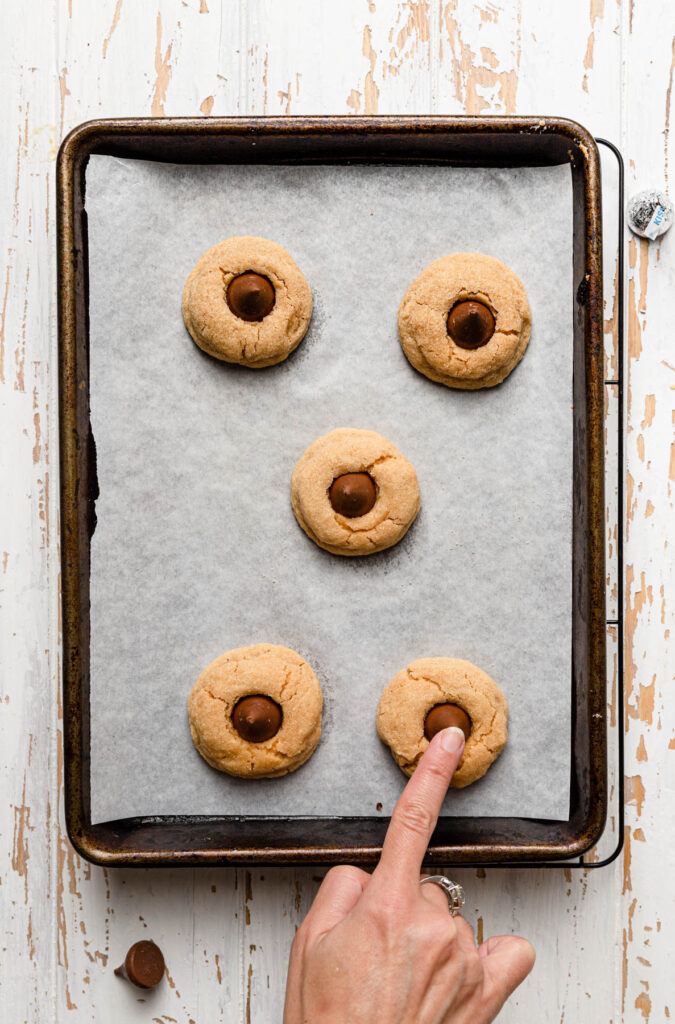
[329, 473, 377, 518]
[226, 272, 276, 322]
[114, 941, 165, 989]
[447, 300, 495, 349]
[424, 704, 472, 742]
[232, 695, 283, 742]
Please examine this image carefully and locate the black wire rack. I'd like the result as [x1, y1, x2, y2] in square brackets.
[473, 137, 625, 871]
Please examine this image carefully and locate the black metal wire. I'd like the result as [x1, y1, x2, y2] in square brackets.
[453, 138, 626, 872]
[578, 137, 625, 871]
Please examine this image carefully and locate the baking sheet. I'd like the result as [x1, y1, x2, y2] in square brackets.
[87, 155, 573, 824]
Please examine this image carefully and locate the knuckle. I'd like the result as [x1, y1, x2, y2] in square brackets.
[396, 800, 434, 838]
[326, 864, 363, 885]
[376, 893, 407, 921]
[454, 915, 475, 941]
[417, 918, 462, 966]
[420, 884, 451, 913]
[424, 915, 454, 948]
[322, 865, 347, 885]
[515, 937, 537, 974]
[367, 892, 410, 931]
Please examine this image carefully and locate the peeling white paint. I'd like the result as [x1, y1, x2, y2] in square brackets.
[0, 0, 673, 1021]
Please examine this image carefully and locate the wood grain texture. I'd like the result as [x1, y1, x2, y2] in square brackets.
[0, 0, 672, 1021]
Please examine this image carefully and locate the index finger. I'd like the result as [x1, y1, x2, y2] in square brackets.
[374, 727, 466, 885]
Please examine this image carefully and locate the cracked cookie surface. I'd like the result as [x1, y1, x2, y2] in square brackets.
[290, 428, 421, 557]
[398, 252, 531, 389]
[376, 657, 508, 787]
[182, 236, 312, 367]
[188, 643, 323, 778]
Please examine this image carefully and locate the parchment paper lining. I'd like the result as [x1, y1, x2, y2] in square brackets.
[87, 156, 572, 823]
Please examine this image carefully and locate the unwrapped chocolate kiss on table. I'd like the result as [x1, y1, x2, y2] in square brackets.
[114, 941, 165, 989]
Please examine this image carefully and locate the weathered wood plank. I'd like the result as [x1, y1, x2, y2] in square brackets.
[1, 0, 672, 1021]
[619, 2, 675, 1020]
[0, 2, 60, 1021]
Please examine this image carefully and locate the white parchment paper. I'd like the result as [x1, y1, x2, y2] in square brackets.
[87, 156, 573, 824]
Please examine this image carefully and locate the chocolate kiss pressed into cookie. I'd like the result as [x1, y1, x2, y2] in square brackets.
[232, 695, 282, 742]
[446, 300, 495, 349]
[424, 703, 472, 741]
[329, 473, 377, 518]
[226, 272, 276, 322]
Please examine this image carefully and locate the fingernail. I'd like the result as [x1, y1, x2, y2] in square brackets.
[440, 727, 466, 754]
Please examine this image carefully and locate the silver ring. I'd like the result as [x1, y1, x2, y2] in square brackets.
[420, 876, 465, 916]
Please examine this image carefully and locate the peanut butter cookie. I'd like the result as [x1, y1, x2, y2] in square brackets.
[377, 657, 508, 787]
[398, 252, 531, 389]
[182, 236, 312, 367]
[290, 428, 421, 557]
[188, 644, 323, 778]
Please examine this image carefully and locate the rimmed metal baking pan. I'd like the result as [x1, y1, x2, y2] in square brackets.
[57, 115, 606, 866]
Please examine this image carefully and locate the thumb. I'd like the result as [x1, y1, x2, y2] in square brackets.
[479, 934, 536, 1013]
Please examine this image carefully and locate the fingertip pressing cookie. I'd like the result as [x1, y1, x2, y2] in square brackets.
[290, 428, 421, 557]
[182, 236, 312, 367]
[376, 657, 508, 787]
[188, 643, 323, 778]
[398, 252, 531, 389]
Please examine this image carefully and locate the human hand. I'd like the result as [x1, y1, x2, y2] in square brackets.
[283, 727, 535, 1023]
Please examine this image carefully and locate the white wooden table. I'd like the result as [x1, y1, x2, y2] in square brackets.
[2, 1, 673, 1020]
